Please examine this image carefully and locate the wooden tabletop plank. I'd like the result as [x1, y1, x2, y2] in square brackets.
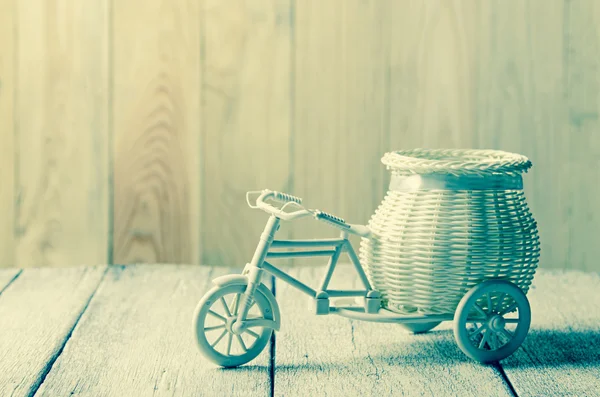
[35, 265, 271, 397]
[0, 268, 21, 294]
[273, 265, 513, 396]
[0, 266, 107, 397]
[501, 270, 600, 397]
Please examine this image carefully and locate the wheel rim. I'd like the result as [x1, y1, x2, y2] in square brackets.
[194, 284, 273, 367]
[454, 280, 531, 363]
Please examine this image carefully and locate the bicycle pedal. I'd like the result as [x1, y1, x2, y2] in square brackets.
[315, 210, 350, 229]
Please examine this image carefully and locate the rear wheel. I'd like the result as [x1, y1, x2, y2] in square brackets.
[454, 280, 531, 363]
[194, 284, 274, 368]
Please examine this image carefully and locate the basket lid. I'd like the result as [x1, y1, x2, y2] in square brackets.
[382, 148, 532, 176]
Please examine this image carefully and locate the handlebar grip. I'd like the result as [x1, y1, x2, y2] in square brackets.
[315, 210, 350, 229]
[272, 191, 303, 204]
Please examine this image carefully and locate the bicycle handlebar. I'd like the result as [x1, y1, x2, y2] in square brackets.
[247, 189, 371, 237]
[250, 190, 311, 221]
[272, 191, 303, 205]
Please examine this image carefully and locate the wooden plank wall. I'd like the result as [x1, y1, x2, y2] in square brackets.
[202, 0, 292, 267]
[112, 0, 201, 265]
[0, 0, 598, 271]
[0, 0, 15, 268]
[13, 0, 110, 268]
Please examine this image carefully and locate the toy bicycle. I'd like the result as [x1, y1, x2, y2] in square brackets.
[192, 189, 532, 367]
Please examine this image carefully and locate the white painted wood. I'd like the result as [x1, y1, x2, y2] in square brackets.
[3, 264, 596, 396]
[35, 265, 271, 397]
[0, 266, 106, 397]
[502, 270, 600, 397]
[273, 265, 514, 396]
[0, 268, 21, 293]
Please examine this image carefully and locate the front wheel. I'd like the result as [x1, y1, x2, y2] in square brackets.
[454, 280, 531, 363]
[193, 283, 274, 368]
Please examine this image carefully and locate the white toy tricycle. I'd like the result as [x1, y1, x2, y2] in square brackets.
[193, 186, 534, 367]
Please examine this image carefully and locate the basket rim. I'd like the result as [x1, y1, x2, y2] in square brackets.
[382, 148, 532, 176]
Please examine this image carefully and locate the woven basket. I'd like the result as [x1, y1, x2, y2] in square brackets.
[359, 149, 540, 315]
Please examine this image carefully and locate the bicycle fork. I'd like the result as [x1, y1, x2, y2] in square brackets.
[231, 215, 280, 334]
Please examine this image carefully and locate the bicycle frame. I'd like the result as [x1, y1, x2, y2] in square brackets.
[234, 214, 374, 327]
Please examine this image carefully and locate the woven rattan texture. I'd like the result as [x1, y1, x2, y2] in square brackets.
[382, 148, 532, 176]
[359, 189, 540, 316]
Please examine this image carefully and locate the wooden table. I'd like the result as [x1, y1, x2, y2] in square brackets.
[0, 264, 598, 397]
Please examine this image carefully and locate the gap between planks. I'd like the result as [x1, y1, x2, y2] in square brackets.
[0, 269, 23, 297]
[270, 266, 519, 397]
[23, 266, 596, 396]
[27, 266, 110, 397]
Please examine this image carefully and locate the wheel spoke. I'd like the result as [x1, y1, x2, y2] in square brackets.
[469, 324, 486, 339]
[208, 310, 226, 322]
[490, 332, 498, 350]
[232, 294, 240, 315]
[210, 329, 228, 348]
[504, 318, 520, 324]
[499, 328, 514, 341]
[479, 330, 490, 349]
[220, 297, 232, 317]
[226, 333, 233, 356]
[486, 294, 493, 314]
[205, 324, 226, 332]
[236, 335, 248, 352]
[245, 328, 260, 339]
[500, 302, 518, 315]
[494, 293, 506, 312]
[467, 318, 487, 324]
[473, 303, 487, 318]
[244, 315, 266, 323]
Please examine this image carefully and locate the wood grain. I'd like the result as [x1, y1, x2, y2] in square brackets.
[293, 0, 390, 263]
[455, 0, 600, 273]
[202, 0, 292, 267]
[0, 0, 598, 273]
[0, 266, 106, 397]
[112, 0, 202, 265]
[0, 0, 15, 268]
[36, 265, 271, 397]
[273, 265, 514, 396]
[472, 0, 570, 272]
[387, 1, 478, 151]
[502, 270, 600, 396]
[14, 0, 109, 267]
[549, 0, 600, 272]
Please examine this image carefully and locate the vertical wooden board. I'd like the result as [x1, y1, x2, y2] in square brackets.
[112, 0, 202, 265]
[0, 266, 106, 397]
[0, 0, 14, 268]
[501, 271, 600, 396]
[472, 1, 570, 271]
[35, 265, 271, 397]
[274, 266, 513, 396]
[0, 0, 14, 265]
[14, 0, 109, 267]
[558, 0, 600, 272]
[473, 1, 600, 272]
[293, 0, 389, 260]
[202, 0, 292, 267]
[387, 0, 478, 151]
